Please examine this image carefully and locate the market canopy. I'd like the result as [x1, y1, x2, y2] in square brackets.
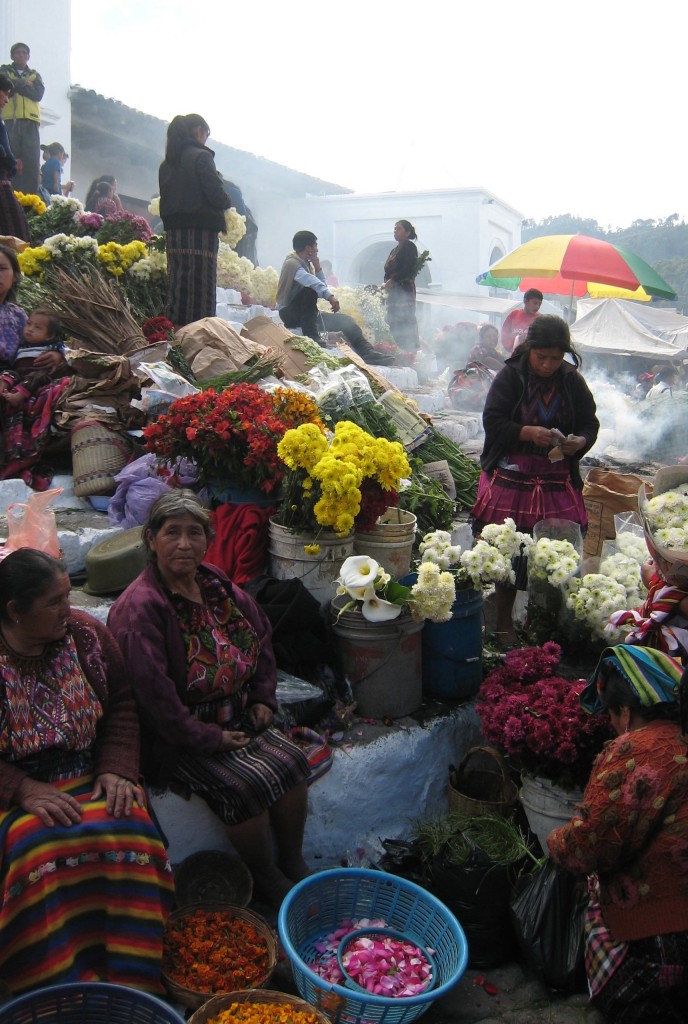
[570, 298, 688, 358]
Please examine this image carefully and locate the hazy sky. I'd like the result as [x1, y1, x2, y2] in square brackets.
[71, 0, 684, 230]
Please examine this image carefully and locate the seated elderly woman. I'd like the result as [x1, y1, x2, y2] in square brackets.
[0, 548, 174, 996]
[549, 645, 688, 1023]
[107, 490, 311, 909]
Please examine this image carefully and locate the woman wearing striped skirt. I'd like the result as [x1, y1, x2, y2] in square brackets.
[108, 491, 311, 911]
[159, 114, 231, 327]
[0, 550, 174, 996]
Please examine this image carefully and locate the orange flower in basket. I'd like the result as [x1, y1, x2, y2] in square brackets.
[162, 909, 271, 994]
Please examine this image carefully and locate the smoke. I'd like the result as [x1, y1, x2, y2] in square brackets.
[584, 369, 687, 464]
[423, 352, 686, 468]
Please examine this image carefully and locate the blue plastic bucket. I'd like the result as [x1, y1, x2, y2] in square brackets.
[422, 588, 484, 700]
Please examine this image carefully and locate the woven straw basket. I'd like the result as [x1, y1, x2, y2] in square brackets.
[448, 745, 519, 819]
[188, 990, 331, 1024]
[71, 419, 132, 498]
[161, 903, 278, 1010]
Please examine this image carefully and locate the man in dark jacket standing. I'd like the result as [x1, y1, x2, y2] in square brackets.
[0, 43, 44, 195]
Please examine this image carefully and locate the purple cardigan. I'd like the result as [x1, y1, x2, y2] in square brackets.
[0, 610, 141, 809]
[107, 562, 277, 786]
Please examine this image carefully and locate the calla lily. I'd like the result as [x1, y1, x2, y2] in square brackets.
[338, 555, 380, 589]
[345, 583, 378, 602]
[361, 594, 403, 622]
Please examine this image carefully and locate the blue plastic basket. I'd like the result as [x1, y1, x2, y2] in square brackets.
[278, 868, 468, 1024]
[0, 982, 186, 1024]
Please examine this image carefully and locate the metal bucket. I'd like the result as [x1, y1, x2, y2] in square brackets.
[330, 596, 423, 719]
[519, 774, 583, 851]
[353, 508, 417, 579]
[268, 517, 353, 609]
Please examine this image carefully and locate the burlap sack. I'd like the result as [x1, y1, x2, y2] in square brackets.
[582, 468, 653, 559]
[176, 317, 266, 380]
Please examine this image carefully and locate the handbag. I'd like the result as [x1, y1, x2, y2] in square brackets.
[509, 858, 587, 991]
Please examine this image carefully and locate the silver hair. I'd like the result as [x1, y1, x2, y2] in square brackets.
[144, 489, 213, 556]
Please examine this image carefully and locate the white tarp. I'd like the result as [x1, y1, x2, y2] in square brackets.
[571, 298, 688, 357]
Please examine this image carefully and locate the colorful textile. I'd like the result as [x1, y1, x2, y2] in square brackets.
[0, 774, 174, 996]
[472, 453, 588, 533]
[584, 881, 628, 999]
[580, 644, 684, 714]
[548, 719, 688, 943]
[608, 574, 688, 658]
[0, 374, 71, 479]
[164, 226, 219, 326]
[205, 502, 273, 586]
[108, 564, 280, 788]
[477, 355, 599, 491]
[174, 726, 309, 825]
[0, 631, 103, 761]
[0, 302, 27, 364]
[0, 611, 141, 810]
[171, 571, 260, 701]
[590, 929, 688, 1022]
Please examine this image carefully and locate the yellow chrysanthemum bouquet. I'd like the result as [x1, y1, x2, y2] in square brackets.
[276, 421, 411, 538]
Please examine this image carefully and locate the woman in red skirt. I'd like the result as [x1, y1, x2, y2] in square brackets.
[472, 314, 599, 643]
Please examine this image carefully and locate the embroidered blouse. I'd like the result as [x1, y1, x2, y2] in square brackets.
[0, 631, 103, 762]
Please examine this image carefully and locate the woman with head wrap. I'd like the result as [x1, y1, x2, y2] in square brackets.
[548, 645, 688, 1022]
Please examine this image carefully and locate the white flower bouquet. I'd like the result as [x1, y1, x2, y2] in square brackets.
[644, 486, 688, 550]
[334, 550, 463, 625]
[565, 573, 629, 641]
[529, 537, 580, 586]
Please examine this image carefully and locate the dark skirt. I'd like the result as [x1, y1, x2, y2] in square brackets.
[173, 726, 310, 826]
[385, 281, 419, 351]
[164, 226, 219, 327]
[0, 181, 30, 242]
[591, 931, 688, 1022]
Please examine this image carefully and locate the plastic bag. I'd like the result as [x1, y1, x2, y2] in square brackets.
[2, 489, 63, 559]
[108, 454, 197, 529]
[509, 859, 587, 991]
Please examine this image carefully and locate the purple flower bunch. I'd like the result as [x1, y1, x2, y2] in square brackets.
[476, 642, 614, 790]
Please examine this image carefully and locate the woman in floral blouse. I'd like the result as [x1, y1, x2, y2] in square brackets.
[108, 489, 310, 910]
[549, 644, 688, 1022]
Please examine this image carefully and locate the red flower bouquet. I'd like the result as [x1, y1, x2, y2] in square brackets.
[476, 643, 614, 790]
[144, 383, 323, 494]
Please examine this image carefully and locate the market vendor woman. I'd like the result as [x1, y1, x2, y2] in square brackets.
[108, 490, 311, 910]
[471, 314, 599, 642]
[549, 645, 688, 1023]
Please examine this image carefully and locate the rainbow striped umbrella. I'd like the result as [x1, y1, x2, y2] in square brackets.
[477, 234, 676, 302]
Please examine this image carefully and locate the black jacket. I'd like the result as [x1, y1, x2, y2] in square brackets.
[159, 139, 230, 232]
[480, 354, 599, 490]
